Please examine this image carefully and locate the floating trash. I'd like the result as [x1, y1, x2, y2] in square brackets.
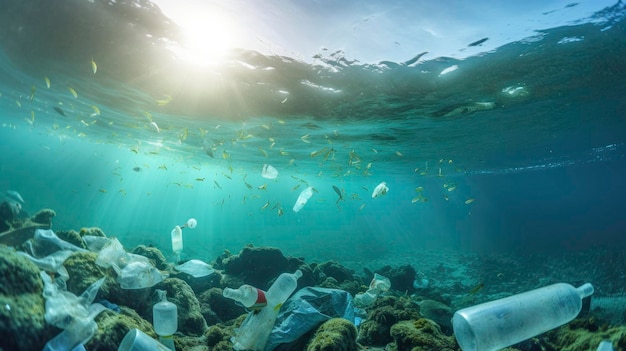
[261, 164, 278, 179]
[371, 182, 389, 198]
[293, 187, 314, 212]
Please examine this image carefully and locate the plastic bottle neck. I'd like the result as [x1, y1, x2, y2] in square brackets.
[576, 283, 594, 298]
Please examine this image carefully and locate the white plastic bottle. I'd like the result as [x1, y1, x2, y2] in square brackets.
[232, 270, 303, 351]
[452, 282, 594, 351]
[153, 290, 177, 351]
[223, 285, 267, 309]
[170, 226, 183, 263]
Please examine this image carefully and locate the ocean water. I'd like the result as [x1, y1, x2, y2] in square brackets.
[1, 0, 625, 285]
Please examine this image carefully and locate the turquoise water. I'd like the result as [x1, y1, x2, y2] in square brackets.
[1, 0, 626, 268]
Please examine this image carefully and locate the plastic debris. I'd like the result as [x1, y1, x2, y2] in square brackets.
[34, 229, 87, 254]
[597, 340, 615, 351]
[371, 182, 389, 198]
[113, 261, 167, 289]
[354, 273, 391, 307]
[293, 187, 314, 212]
[175, 259, 215, 278]
[261, 164, 279, 179]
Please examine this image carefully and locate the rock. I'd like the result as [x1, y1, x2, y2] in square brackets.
[543, 317, 626, 351]
[79, 227, 107, 238]
[31, 208, 56, 226]
[55, 229, 87, 249]
[306, 318, 358, 351]
[222, 245, 308, 289]
[0, 245, 54, 351]
[314, 261, 354, 283]
[157, 278, 208, 336]
[357, 296, 421, 346]
[87, 306, 156, 351]
[388, 318, 457, 351]
[418, 299, 453, 329]
[376, 264, 416, 293]
[132, 245, 169, 270]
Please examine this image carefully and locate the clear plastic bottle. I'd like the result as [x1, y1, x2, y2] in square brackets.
[223, 285, 267, 309]
[452, 282, 594, 351]
[153, 290, 177, 351]
[170, 226, 183, 263]
[265, 270, 303, 306]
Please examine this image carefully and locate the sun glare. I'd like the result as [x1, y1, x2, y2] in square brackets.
[161, 4, 240, 66]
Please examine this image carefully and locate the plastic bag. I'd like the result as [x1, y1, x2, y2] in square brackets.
[265, 287, 354, 351]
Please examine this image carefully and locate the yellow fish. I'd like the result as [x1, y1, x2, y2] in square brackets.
[91, 105, 101, 116]
[44, 76, 51, 88]
[68, 86, 78, 98]
[258, 184, 267, 190]
[156, 95, 173, 106]
[91, 58, 97, 74]
[465, 198, 475, 204]
[29, 85, 36, 102]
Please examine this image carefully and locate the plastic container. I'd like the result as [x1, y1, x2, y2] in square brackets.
[597, 340, 615, 351]
[265, 270, 303, 305]
[153, 290, 178, 336]
[293, 187, 313, 212]
[223, 285, 267, 310]
[452, 282, 594, 351]
[118, 329, 171, 351]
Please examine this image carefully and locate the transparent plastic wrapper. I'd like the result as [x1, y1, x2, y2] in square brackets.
[293, 187, 313, 212]
[231, 270, 302, 350]
[113, 261, 167, 289]
[175, 259, 214, 278]
[371, 182, 389, 198]
[18, 250, 72, 280]
[354, 273, 391, 307]
[95, 238, 149, 269]
[32, 229, 87, 256]
[261, 164, 279, 179]
[452, 282, 594, 351]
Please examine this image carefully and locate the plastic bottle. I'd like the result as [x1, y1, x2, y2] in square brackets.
[153, 290, 177, 351]
[597, 340, 615, 351]
[223, 285, 267, 310]
[231, 270, 303, 350]
[452, 282, 594, 351]
[170, 226, 183, 263]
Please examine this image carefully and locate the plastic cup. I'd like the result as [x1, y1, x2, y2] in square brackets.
[118, 329, 171, 351]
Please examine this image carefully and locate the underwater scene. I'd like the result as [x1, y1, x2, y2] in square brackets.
[1, 0, 626, 350]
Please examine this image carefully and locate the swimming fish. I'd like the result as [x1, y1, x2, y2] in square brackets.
[465, 198, 475, 204]
[68, 86, 78, 98]
[132, 167, 141, 172]
[332, 185, 344, 205]
[469, 283, 484, 295]
[44, 76, 51, 88]
[53, 107, 66, 117]
[91, 58, 97, 74]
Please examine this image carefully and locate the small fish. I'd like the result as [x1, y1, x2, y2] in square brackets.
[300, 134, 311, 143]
[411, 196, 421, 203]
[222, 151, 230, 159]
[156, 95, 173, 106]
[15, 100, 21, 108]
[261, 201, 270, 210]
[91, 58, 98, 74]
[244, 181, 253, 190]
[29, 85, 36, 102]
[448, 186, 456, 192]
[310, 147, 328, 158]
[359, 203, 366, 211]
[277, 207, 284, 216]
[149, 121, 160, 133]
[415, 186, 424, 192]
[119, 189, 126, 196]
[133, 167, 141, 172]
[469, 283, 484, 295]
[44, 76, 51, 88]
[99, 189, 107, 193]
[332, 185, 344, 205]
[465, 198, 475, 204]
[91, 105, 101, 116]
[395, 151, 403, 157]
[158, 165, 168, 170]
[292, 183, 301, 191]
[196, 178, 205, 182]
[258, 184, 267, 190]
[214, 180, 222, 189]
[68, 86, 78, 98]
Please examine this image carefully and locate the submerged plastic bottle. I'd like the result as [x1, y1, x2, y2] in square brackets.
[231, 270, 303, 351]
[153, 290, 177, 351]
[452, 282, 594, 351]
[223, 285, 267, 310]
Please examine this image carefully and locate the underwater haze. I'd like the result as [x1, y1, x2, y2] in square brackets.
[1, 0, 626, 267]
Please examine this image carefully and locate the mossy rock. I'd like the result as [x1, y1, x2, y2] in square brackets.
[544, 317, 626, 351]
[0, 245, 54, 350]
[389, 319, 458, 351]
[306, 318, 358, 351]
[87, 306, 156, 351]
[357, 295, 421, 346]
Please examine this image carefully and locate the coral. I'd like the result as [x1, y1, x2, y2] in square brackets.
[543, 317, 626, 351]
[132, 245, 169, 270]
[30, 208, 56, 226]
[87, 306, 156, 351]
[376, 264, 417, 293]
[388, 319, 458, 351]
[314, 261, 355, 283]
[0, 245, 54, 350]
[357, 295, 421, 346]
[306, 318, 358, 351]
[157, 278, 208, 336]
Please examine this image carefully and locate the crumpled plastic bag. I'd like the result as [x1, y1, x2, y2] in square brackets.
[265, 287, 354, 351]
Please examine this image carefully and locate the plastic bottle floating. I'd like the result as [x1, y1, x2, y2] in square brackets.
[371, 182, 389, 198]
[171, 218, 198, 263]
[293, 187, 313, 212]
[261, 164, 278, 179]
